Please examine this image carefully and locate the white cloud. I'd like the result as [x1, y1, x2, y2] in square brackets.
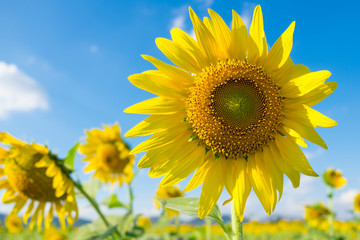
[338, 189, 358, 205]
[90, 45, 98, 53]
[0, 61, 49, 119]
[194, 0, 214, 8]
[239, 2, 256, 29]
[170, 6, 188, 30]
[304, 148, 325, 160]
[171, 15, 186, 29]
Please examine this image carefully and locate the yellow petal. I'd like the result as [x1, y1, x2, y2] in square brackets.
[0, 132, 26, 146]
[231, 10, 248, 60]
[208, 9, 232, 58]
[270, 144, 300, 188]
[264, 22, 295, 72]
[125, 114, 185, 137]
[231, 159, 251, 221]
[182, 154, 214, 193]
[189, 7, 219, 63]
[160, 145, 204, 187]
[37, 203, 45, 231]
[273, 64, 310, 87]
[142, 54, 194, 85]
[2, 189, 17, 203]
[283, 118, 327, 149]
[280, 125, 307, 148]
[284, 104, 337, 128]
[10, 198, 27, 215]
[248, 5, 268, 64]
[247, 153, 274, 215]
[198, 157, 225, 219]
[275, 135, 318, 177]
[287, 82, 337, 107]
[130, 125, 189, 154]
[170, 28, 209, 68]
[44, 204, 54, 229]
[29, 202, 43, 230]
[149, 138, 197, 178]
[156, 38, 202, 74]
[281, 70, 331, 97]
[55, 202, 66, 229]
[0, 146, 7, 158]
[23, 200, 34, 224]
[124, 97, 185, 115]
[128, 70, 187, 98]
[263, 146, 284, 201]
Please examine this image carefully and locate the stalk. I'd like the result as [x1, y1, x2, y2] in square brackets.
[231, 201, 244, 240]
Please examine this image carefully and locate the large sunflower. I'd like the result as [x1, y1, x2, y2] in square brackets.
[124, 6, 337, 219]
[0, 133, 78, 230]
[79, 123, 135, 185]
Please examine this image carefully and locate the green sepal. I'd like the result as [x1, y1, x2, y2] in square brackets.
[102, 193, 128, 209]
[64, 142, 79, 171]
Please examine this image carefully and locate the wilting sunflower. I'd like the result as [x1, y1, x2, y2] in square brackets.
[125, 6, 337, 219]
[154, 185, 183, 218]
[0, 133, 78, 230]
[323, 168, 346, 188]
[79, 123, 135, 185]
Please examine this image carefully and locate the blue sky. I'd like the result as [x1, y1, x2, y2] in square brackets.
[0, 0, 359, 220]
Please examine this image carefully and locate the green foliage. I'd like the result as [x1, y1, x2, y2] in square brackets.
[75, 178, 102, 199]
[102, 194, 127, 209]
[64, 142, 79, 171]
[158, 197, 230, 237]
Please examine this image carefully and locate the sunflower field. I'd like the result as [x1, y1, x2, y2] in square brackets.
[0, 1, 358, 240]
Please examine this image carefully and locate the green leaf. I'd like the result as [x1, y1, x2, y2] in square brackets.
[64, 142, 79, 171]
[75, 178, 102, 199]
[125, 226, 145, 238]
[87, 225, 119, 240]
[102, 194, 126, 209]
[159, 197, 230, 238]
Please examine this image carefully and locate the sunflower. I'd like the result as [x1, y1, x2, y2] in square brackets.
[5, 214, 23, 234]
[125, 6, 337, 219]
[0, 133, 78, 230]
[79, 123, 135, 185]
[304, 203, 331, 229]
[323, 168, 346, 188]
[154, 185, 183, 218]
[42, 226, 67, 240]
[354, 193, 360, 212]
[136, 216, 152, 230]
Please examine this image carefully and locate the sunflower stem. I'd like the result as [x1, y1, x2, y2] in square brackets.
[73, 181, 121, 239]
[205, 218, 212, 240]
[127, 182, 134, 214]
[327, 186, 335, 239]
[231, 201, 244, 240]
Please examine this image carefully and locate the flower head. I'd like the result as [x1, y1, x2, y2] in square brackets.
[154, 185, 183, 217]
[304, 203, 331, 228]
[136, 216, 152, 230]
[42, 226, 67, 240]
[5, 214, 23, 234]
[354, 193, 360, 212]
[125, 6, 337, 219]
[323, 168, 346, 188]
[79, 123, 135, 185]
[0, 132, 78, 230]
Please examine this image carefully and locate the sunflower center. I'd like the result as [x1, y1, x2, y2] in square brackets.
[4, 149, 65, 202]
[186, 59, 283, 158]
[97, 143, 127, 172]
